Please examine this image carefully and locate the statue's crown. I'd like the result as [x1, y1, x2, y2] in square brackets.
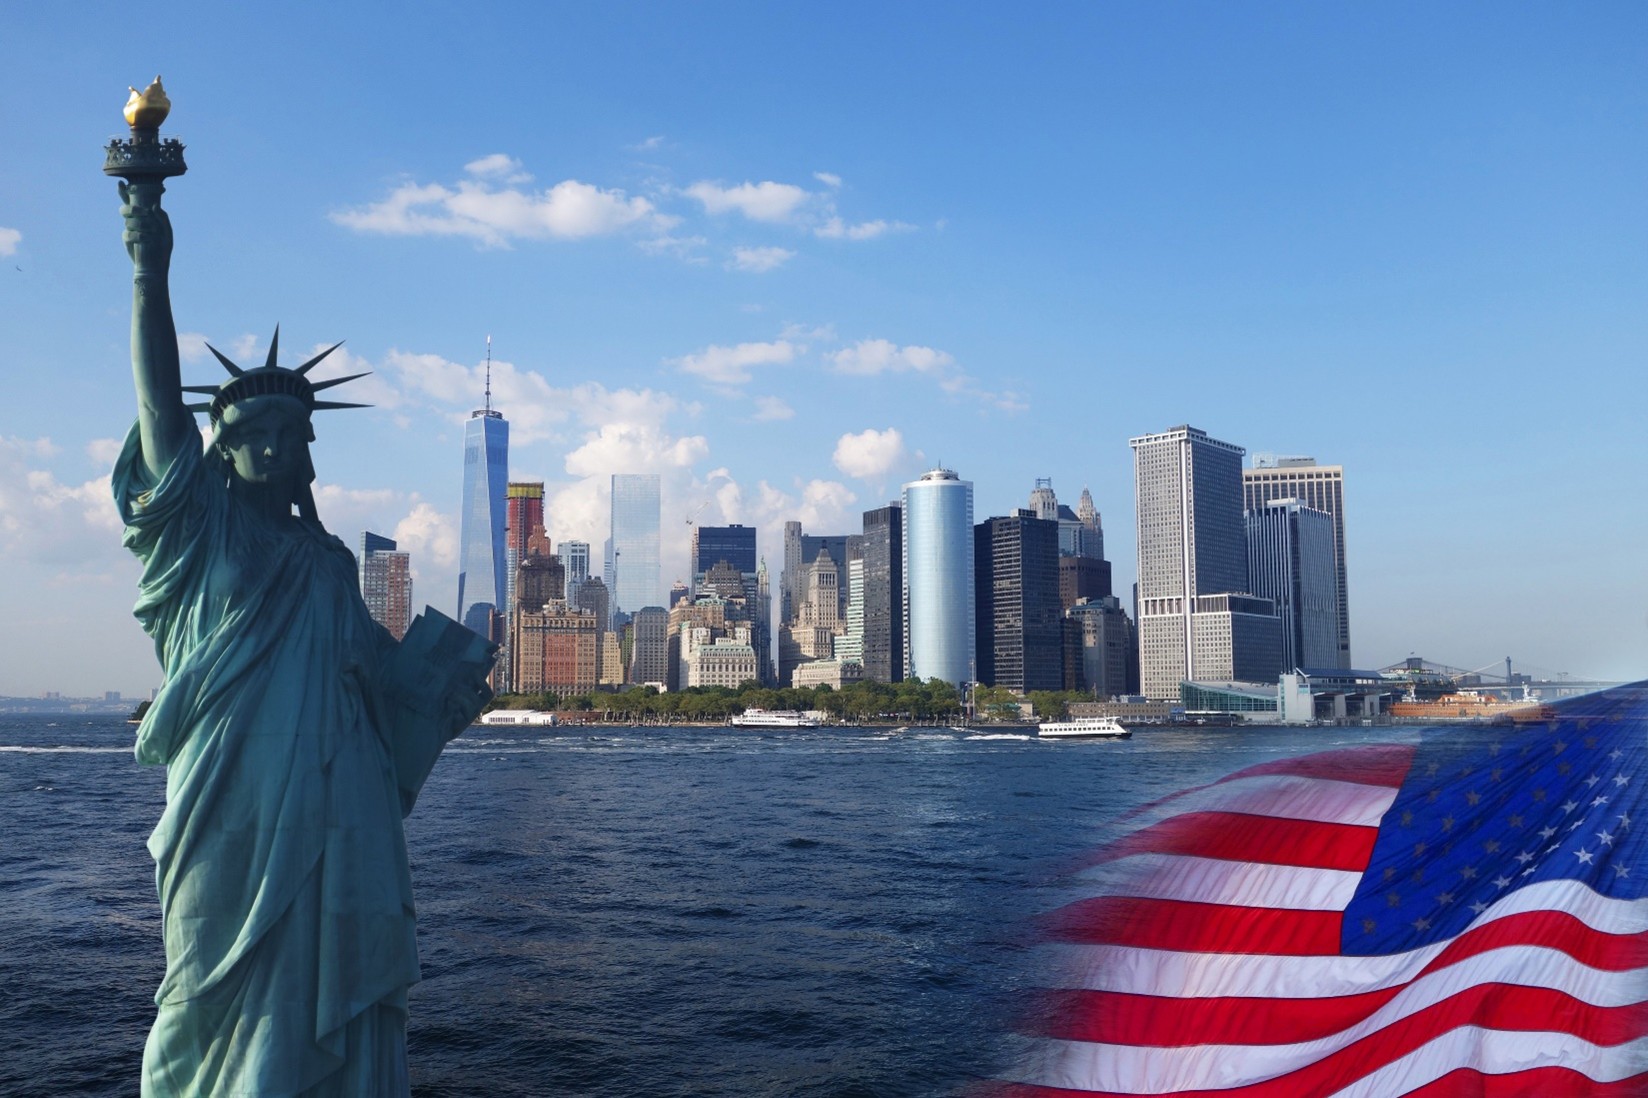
[182, 327, 369, 424]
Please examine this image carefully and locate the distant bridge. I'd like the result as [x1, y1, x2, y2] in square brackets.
[1379, 656, 1617, 700]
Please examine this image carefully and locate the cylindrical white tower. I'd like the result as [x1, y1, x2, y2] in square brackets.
[901, 467, 975, 686]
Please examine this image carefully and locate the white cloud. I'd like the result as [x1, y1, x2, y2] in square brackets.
[463, 153, 532, 183]
[0, 227, 21, 256]
[828, 338, 955, 376]
[333, 158, 662, 247]
[825, 338, 1026, 413]
[176, 331, 211, 363]
[563, 424, 709, 478]
[832, 428, 906, 479]
[392, 502, 459, 570]
[815, 217, 913, 241]
[638, 234, 708, 260]
[752, 396, 795, 422]
[384, 349, 570, 443]
[684, 180, 811, 223]
[669, 340, 799, 386]
[813, 172, 842, 189]
[729, 246, 794, 273]
[86, 438, 124, 467]
[0, 436, 123, 568]
[632, 135, 666, 151]
[779, 322, 837, 342]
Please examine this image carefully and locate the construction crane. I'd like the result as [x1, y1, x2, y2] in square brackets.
[684, 500, 710, 526]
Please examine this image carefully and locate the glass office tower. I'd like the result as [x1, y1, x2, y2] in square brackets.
[691, 524, 757, 591]
[457, 407, 508, 638]
[609, 473, 661, 619]
[1132, 424, 1278, 699]
[561, 540, 591, 588]
[901, 468, 975, 686]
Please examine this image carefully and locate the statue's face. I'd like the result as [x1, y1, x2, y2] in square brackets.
[218, 396, 313, 488]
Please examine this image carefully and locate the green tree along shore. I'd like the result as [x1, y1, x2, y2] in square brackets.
[487, 680, 1097, 724]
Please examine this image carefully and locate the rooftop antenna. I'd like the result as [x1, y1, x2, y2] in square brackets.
[484, 334, 493, 413]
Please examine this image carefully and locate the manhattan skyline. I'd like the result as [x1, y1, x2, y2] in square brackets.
[2, 4, 1645, 694]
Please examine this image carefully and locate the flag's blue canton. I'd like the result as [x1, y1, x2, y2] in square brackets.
[1343, 683, 1648, 955]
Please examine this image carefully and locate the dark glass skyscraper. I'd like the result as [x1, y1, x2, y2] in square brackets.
[457, 405, 508, 639]
[860, 504, 903, 682]
[974, 511, 1062, 692]
[691, 524, 757, 589]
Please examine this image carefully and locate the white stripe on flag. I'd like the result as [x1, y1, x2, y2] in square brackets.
[1004, 1027, 1648, 1095]
[1326, 1029, 1648, 1098]
[1077, 853, 1363, 911]
[1129, 774, 1401, 829]
[1038, 880, 1648, 999]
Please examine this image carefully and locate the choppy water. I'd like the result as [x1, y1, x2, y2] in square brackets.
[0, 714, 1393, 1096]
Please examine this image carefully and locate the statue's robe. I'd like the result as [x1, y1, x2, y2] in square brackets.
[115, 426, 417, 1097]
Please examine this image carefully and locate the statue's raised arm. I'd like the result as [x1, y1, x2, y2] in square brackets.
[121, 179, 193, 481]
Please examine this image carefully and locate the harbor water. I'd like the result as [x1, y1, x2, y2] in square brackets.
[0, 714, 1404, 1096]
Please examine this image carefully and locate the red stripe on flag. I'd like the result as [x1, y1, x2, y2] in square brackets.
[1400, 1066, 1648, 1097]
[1029, 982, 1648, 1048]
[1222, 744, 1415, 789]
[1424, 913, 1648, 976]
[1038, 896, 1343, 955]
[977, 1069, 1648, 1098]
[1114, 743, 1414, 824]
[1081, 812, 1379, 872]
[1005, 989, 1648, 1097]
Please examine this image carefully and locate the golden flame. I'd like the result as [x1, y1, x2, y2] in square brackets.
[123, 76, 170, 129]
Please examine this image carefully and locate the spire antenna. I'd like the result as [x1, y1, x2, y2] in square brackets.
[484, 334, 493, 414]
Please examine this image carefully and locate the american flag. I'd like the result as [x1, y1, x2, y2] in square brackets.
[990, 683, 1648, 1096]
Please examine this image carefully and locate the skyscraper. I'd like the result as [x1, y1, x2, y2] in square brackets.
[627, 606, 670, 686]
[504, 481, 545, 627]
[359, 532, 412, 641]
[781, 522, 852, 627]
[457, 360, 508, 640]
[1243, 457, 1351, 667]
[1246, 499, 1340, 673]
[859, 503, 903, 682]
[691, 524, 757, 591]
[902, 467, 975, 686]
[609, 474, 661, 620]
[974, 511, 1062, 692]
[1067, 596, 1136, 698]
[1131, 425, 1279, 699]
[561, 540, 591, 589]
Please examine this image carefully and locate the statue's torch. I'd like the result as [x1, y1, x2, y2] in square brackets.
[104, 76, 186, 211]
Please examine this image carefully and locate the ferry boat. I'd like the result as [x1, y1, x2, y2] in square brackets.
[1388, 690, 1552, 723]
[730, 708, 819, 729]
[1037, 716, 1131, 740]
[478, 709, 558, 727]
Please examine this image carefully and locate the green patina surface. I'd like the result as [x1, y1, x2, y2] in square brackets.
[112, 112, 493, 1097]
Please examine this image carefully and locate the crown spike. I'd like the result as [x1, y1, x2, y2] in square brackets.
[312, 400, 371, 411]
[184, 401, 213, 414]
[181, 384, 222, 394]
[294, 339, 346, 376]
[263, 326, 281, 371]
[205, 343, 245, 377]
[310, 371, 369, 392]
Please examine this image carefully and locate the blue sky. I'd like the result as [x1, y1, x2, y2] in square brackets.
[2, 3, 1644, 695]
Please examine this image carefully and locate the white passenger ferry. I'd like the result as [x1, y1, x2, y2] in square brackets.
[1036, 716, 1131, 740]
[478, 709, 558, 727]
[729, 708, 820, 729]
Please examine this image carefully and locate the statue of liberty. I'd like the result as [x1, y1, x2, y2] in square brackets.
[107, 79, 495, 1096]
